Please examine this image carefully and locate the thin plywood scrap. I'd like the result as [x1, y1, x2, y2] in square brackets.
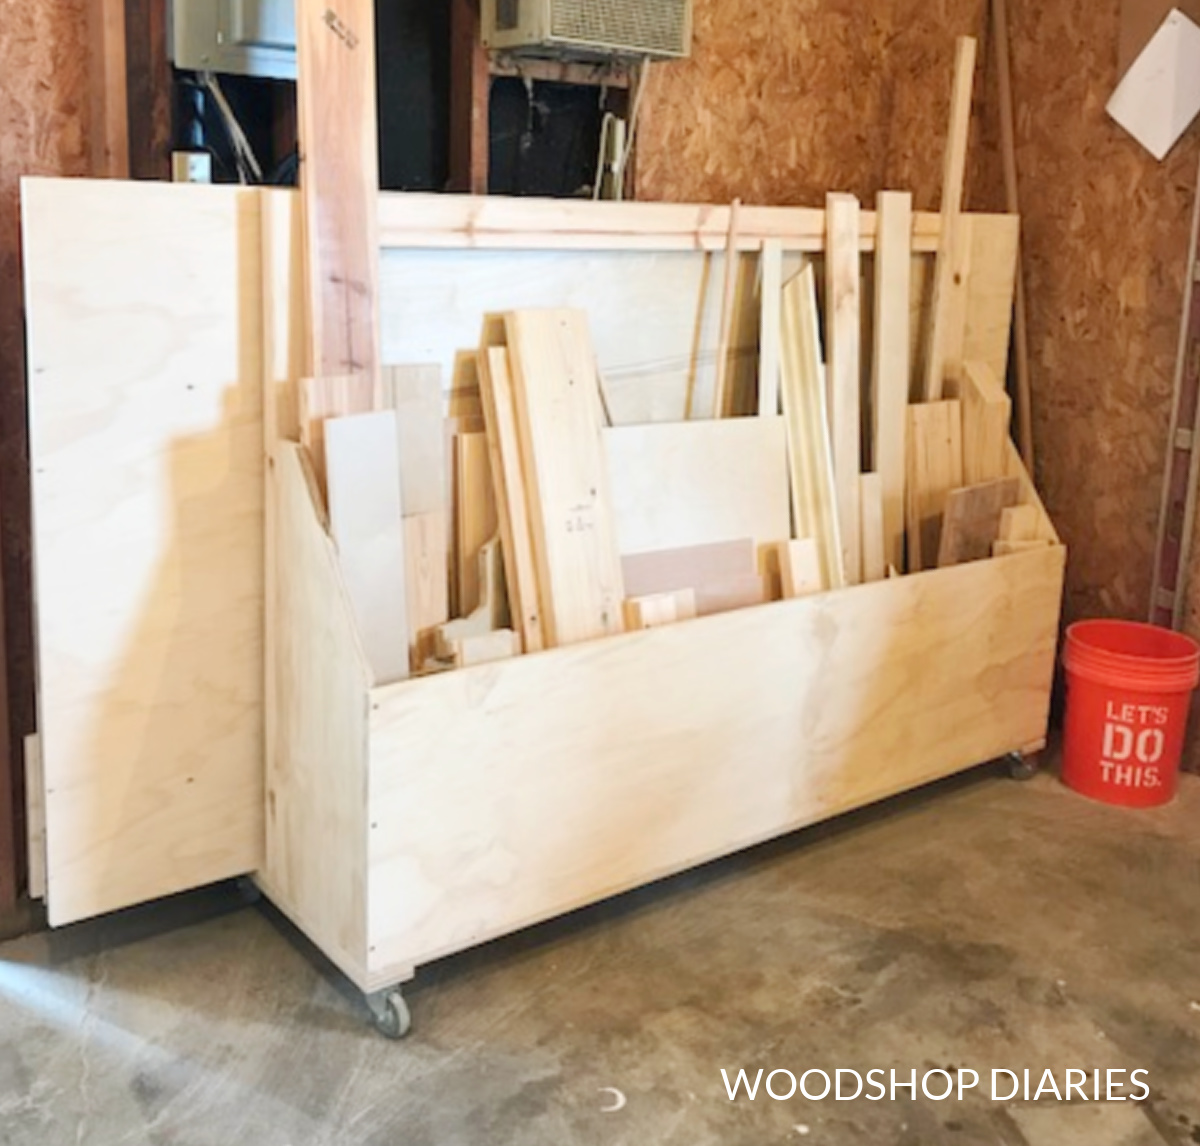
[504, 309, 625, 645]
[872, 191, 913, 573]
[478, 340, 545, 653]
[455, 431, 498, 617]
[326, 410, 410, 685]
[298, 373, 373, 492]
[777, 539, 823, 599]
[603, 417, 790, 557]
[825, 193, 863, 584]
[781, 264, 844, 591]
[938, 478, 1022, 567]
[759, 239, 783, 416]
[382, 364, 445, 517]
[622, 539, 756, 599]
[906, 400, 964, 573]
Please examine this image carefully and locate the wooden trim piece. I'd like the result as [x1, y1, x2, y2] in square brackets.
[23, 735, 44, 901]
[759, 239, 783, 417]
[923, 36, 978, 402]
[778, 539, 823, 599]
[872, 191, 913, 573]
[478, 340, 545, 653]
[713, 199, 743, 418]
[907, 400, 965, 572]
[297, 0, 383, 393]
[89, 0, 130, 178]
[860, 473, 887, 583]
[826, 193, 863, 585]
[938, 477, 1021, 566]
[454, 431, 498, 618]
[623, 590, 698, 631]
[376, 193, 1002, 254]
[125, 0, 172, 181]
[781, 264, 844, 590]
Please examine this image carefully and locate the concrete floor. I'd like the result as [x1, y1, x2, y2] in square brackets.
[2, 766, 1200, 1145]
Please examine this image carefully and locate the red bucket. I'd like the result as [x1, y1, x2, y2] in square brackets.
[1062, 620, 1200, 807]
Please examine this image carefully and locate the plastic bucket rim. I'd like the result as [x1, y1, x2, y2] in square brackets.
[1065, 621, 1200, 694]
[1066, 619, 1200, 667]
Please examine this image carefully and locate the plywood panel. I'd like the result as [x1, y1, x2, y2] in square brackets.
[22, 177, 264, 925]
[365, 542, 1065, 976]
[261, 442, 369, 988]
[603, 417, 790, 557]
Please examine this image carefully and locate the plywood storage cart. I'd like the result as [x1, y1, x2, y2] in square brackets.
[21, 180, 1064, 1039]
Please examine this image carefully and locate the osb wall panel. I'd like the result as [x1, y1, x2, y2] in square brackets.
[641, 0, 1197, 632]
[1008, 0, 1197, 625]
[0, 0, 93, 906]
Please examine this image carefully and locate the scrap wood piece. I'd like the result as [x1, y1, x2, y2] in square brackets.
[325, 409, 410, 685]
[623, 589, 698, 631]
[504, 309, 626, 646]
[860, 473, 887, 584]
[297, 0, 383, 398]
[777, 539, 823, 600]
[922, 35, 978, 402]
[455, 430, 498, 617]
[993, 538, 1051, 557]
[434, 536, 509, 660]
[781, 264, 844, 591]
[622, 539, 756, 598]
[825, 193, 863, 584]
[758, 239, 783, 416]
[404, 511, 450, 670]
[298, 373, 374, 494]
[712, 197, 743, 419]
[478, 334, 545, 653]
[603, 417, 790, 558]
[872, 191, 913, 573]
[906, 400, 964, 572]
[453, 628, 521, 668]
[957, 359, 1012, 485]
[938, 477, 1022, 567]
[382, 363, 445, 517]
[999, 503, 1039, 543]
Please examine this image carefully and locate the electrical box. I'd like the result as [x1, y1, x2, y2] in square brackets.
[171, 0, 297, 80]
[482, 0, 692, 61]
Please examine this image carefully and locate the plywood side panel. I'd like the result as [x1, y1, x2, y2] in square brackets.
[261, 442, 369, 987]
[22, 178, 265, 925]
[365, 547, 1064, 977]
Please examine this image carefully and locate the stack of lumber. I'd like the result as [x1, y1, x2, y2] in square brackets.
[287, 39, 1049, 686]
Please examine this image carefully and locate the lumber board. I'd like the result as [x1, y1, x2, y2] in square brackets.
[404, 511, 450, 669]
[958, 360, 1012, 485]
[603, 417, 790, 557]
[623, 590, 698, 631]
[777, 539, 823, 599]
[907, 400, 964, 572]
[478, 342, 544, 652]
[326, 411, 410, 685]
[88, 0, 130, 177]
[376, 192, 1007, 255]
[938, 478, 1022, 567]
[872, 192, 913, 572]
[455, 432, 499, 617]
[298, 374, 373, 493]
[713, 198, 742, 418]
[22, 178, 265, 926]
[364, 537, 1066, 976]
[923, 36, 978, 402]
[297, 0, 382, 392]
[860, 473, 887, 583]
[825, 194, 863, 584]
[759, 239, 783, 416]
[382, 364, 445, 517]
[504, 310, 625, 646]
[261, 441, 370, 988]
[781, 265, 844, 591]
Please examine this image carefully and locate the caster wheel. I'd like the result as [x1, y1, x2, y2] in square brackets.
[1006, 752, 1039, 782]
[235, 876, 262, 905]
[367, 989, 412, 1040]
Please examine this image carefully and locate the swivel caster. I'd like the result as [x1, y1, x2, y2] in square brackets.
[1005, 751, 1039, 782]
[367, 988, 412, 1040]
[234, 876, 262, 905]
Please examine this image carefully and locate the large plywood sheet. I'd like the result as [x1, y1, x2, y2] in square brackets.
[22, 177, 265, 925]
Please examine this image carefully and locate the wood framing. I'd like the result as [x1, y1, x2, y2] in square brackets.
[89, 0, 130, 178]
[449, 0, 490, 195]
